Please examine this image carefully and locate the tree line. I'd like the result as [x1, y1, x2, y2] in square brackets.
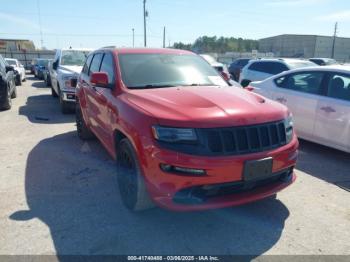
[172, 36, 259, 53]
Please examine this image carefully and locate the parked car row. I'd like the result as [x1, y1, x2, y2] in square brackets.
[227, 57, 340, 84]
[30, 58, 52, 80]
[4, 58, 26, 85]
[0, 55, 22, 110]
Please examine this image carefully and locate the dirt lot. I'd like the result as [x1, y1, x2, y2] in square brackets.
[0, 76, 349, 257]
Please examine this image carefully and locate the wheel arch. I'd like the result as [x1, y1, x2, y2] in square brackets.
[113, 128, 144, 164]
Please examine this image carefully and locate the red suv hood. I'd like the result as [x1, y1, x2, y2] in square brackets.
[126, 86, 288, 128]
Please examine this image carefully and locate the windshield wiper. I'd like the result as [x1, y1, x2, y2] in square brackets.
[128, 84, 177, 89]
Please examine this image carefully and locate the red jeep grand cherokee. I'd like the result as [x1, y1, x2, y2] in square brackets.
[76, 47, 298, 211]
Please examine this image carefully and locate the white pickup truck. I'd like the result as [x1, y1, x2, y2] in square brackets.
[50, 48, 92, 113]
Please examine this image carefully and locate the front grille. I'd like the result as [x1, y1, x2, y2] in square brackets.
[203, 120, 287, 155]
[156, 119, 288, 156]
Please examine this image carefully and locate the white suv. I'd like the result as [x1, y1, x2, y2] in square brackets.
[239, 58, 316, 87]
[51, 48, 92, 113]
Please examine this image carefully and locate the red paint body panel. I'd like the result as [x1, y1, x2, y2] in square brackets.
[76, 48, 298, 211]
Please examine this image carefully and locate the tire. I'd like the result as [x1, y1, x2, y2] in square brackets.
[60, 95, 72, 114]
[46, 76, 51, 87]
[51, 86, 58, 97]
[16, 75, 21, 86]
[76, 102, 95, 140]
[0, 85, 12, 110]
[116, 138, 155, 211]
[11, 86, 17, 99]
[241, 79, 251, 88]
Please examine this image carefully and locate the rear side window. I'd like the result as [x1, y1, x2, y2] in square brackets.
[272, 63, 289, 74]
[249, 61, 287, 74]
[82, 54, 93, 75]
[100, 53, 115, 85]
[277, 72, 324, 95]
[327, 74, 350, 102]
[310, 59, 324, 66]
[249, 62, 264, 72]
[238, 59, 250, 67]
[89, 53, 103, 74]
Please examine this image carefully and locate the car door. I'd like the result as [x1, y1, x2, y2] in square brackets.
[51, 51, 61, 93]
[1, 57, 15, 93]
[84, 53, 106, 139]
[0, 56, 7, 96]
[93, 52, 117, 146]
[270, 71, 326, 139]
[314, 73, 350, 152]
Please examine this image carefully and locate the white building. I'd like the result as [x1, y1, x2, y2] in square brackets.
[259, 34, 350, 62]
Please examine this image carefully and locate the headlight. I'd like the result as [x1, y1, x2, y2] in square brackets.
[284, 113, 294, 143]
[62, 75, 76, 88]
[152, 126, 197, 143]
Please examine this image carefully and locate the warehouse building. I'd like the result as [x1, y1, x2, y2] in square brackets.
[259, 34, 350, 62]
[0, 39, 36, 52]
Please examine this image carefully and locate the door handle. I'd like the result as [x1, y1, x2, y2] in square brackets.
[276, 97, 287, 103]
[320, 106, 336, 113]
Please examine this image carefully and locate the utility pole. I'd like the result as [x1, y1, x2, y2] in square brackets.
[143, 0, 147, 47]
[37, 0, 44, 49]
[163, 26, 166, 48]
[331, 22, 338, 59]
[132, 28, 135, 47]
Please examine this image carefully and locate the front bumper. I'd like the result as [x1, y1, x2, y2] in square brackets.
[140, 135, 298, 211]
[61, 89, 76, 102]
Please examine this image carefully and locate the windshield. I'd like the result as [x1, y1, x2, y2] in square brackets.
[37, 59, 49, 67]
[119, 54, 228, 89]
[288, 61, 317, 69]
[200, 54, 217, 64]
[60, 50, 90, 66]
[6, 59, 17, 66]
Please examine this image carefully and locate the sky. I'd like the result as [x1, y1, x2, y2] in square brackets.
[0, 0, 349, 49]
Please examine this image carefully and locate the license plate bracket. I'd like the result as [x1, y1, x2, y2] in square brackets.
[243, 157, 273, 181]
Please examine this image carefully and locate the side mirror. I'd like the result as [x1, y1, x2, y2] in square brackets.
[90, 72, 109, 88]
[5, 65, 14, 72]
[52, 61, 58, 70]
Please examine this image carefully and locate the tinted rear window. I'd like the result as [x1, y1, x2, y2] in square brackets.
[249, 61, 288, 74]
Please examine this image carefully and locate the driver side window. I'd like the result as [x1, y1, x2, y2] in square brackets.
[275, 72, 324, 95]
[82, 54, 93, 76]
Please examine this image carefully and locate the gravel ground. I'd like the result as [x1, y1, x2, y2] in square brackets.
[0, 76, 349, 258]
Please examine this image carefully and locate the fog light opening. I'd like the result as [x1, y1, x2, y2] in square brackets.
[160, 164, 206, 176]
